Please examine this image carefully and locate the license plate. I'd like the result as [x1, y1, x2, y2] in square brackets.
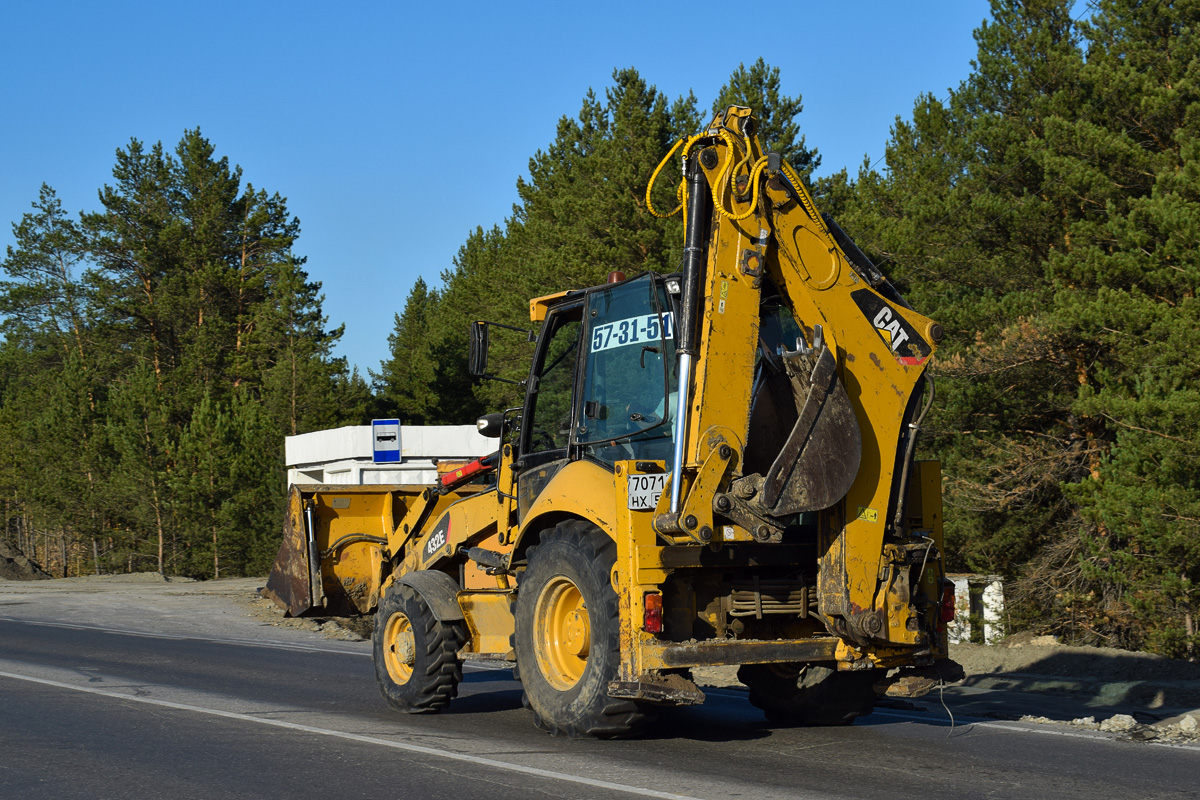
[627, 473, 667, 510]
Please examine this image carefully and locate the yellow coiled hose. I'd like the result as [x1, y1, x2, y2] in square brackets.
[646, 126, 819, 227]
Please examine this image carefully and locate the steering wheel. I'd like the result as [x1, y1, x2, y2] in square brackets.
[530, 428, 557, 451]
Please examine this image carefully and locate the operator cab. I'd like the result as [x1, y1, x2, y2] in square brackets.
[512, 273, 679, 514]
[523, 272, 679, 464]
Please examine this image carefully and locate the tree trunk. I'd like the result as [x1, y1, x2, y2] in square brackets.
[152, 479, 164, 575]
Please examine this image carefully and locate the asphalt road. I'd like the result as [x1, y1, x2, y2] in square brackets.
[1, 617, 1197, 800]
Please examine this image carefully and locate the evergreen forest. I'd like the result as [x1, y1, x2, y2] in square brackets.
[3, 0, 1197, 657]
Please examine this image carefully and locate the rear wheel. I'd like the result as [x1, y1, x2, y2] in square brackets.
[513, 520, 649, 738]
[373, 583, 463, 713]
[738, 661, 877, 725]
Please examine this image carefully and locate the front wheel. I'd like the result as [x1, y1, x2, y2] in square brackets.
[738, 662, 877, 726]
[513, 520, 649, 738]
[373, 583, 463, 713]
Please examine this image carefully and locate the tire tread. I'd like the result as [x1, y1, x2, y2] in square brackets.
[373, 584, 463, 714]
[513, 519, 648, 738]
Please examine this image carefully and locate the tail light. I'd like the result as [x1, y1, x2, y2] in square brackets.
[939, 583, 956, 624]
[643, 593, 663, 633]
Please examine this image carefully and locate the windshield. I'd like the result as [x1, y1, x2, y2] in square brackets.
[576, 274, 677, 466]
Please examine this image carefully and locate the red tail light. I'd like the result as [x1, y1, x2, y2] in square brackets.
[939, 583, 956, 624]
[643, 593, 663, 633]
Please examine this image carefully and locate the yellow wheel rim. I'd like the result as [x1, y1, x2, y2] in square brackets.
[534, 575, 590, 691]
[382, 611, 416, 685]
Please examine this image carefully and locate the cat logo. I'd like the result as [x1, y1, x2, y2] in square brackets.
[850, 289, 931, 366]
[872, 306, 910, 354]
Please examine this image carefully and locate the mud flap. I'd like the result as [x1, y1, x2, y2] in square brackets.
[880, 659, 966, 698]
[260, 487, 324, 616]
[760, 345, 861, 515]
[608, 673, 706, 706]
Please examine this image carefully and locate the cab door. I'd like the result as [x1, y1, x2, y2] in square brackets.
[516, 300, 584, 521]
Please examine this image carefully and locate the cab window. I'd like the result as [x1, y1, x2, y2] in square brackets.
[523, 305, 583, 454]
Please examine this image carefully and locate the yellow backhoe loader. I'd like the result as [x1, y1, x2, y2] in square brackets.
[262, 106, 961, 738]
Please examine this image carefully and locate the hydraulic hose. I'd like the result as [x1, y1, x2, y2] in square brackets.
[891, 374, 936, 533]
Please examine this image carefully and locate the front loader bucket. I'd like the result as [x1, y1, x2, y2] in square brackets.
[261, 487, 323, 617]
[262, 485, 401, 618]
[762, 345, 862, 515]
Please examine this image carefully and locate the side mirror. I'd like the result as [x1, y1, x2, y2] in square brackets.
[468, 321, 489, 377]
[476, 412, 504, 438]
[468, 320, 534, 385]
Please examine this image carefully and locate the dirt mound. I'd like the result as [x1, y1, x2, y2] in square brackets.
[0, 539, 52, 581]
[953, 637, 1200, 683]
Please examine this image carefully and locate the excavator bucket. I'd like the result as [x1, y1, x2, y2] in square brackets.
[262, 485, 398, 617]
[761, 345, 862, 515]
[260, 487, 323, 617]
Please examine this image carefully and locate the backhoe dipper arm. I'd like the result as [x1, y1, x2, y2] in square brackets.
[649, 106, 942, 645]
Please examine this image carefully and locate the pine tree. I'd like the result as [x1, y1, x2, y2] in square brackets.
[172, 392, 234, 577]
[0, 186, 112, 575]
[256, 256, 348, 434]
[83, 138, 177, 382]
[836, 0, 1200, 653]
[1, 129, 353, 577]
[372, 277, 441, 424]
[0, 184, 90, 360]
[105, 362, 176, 573]
[433, 224, 528, 417]
[1049, 0, 1200, 656]
[226, 389, 287, 573]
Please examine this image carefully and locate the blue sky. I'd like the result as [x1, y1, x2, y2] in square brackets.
[1, 1, 995, 378]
